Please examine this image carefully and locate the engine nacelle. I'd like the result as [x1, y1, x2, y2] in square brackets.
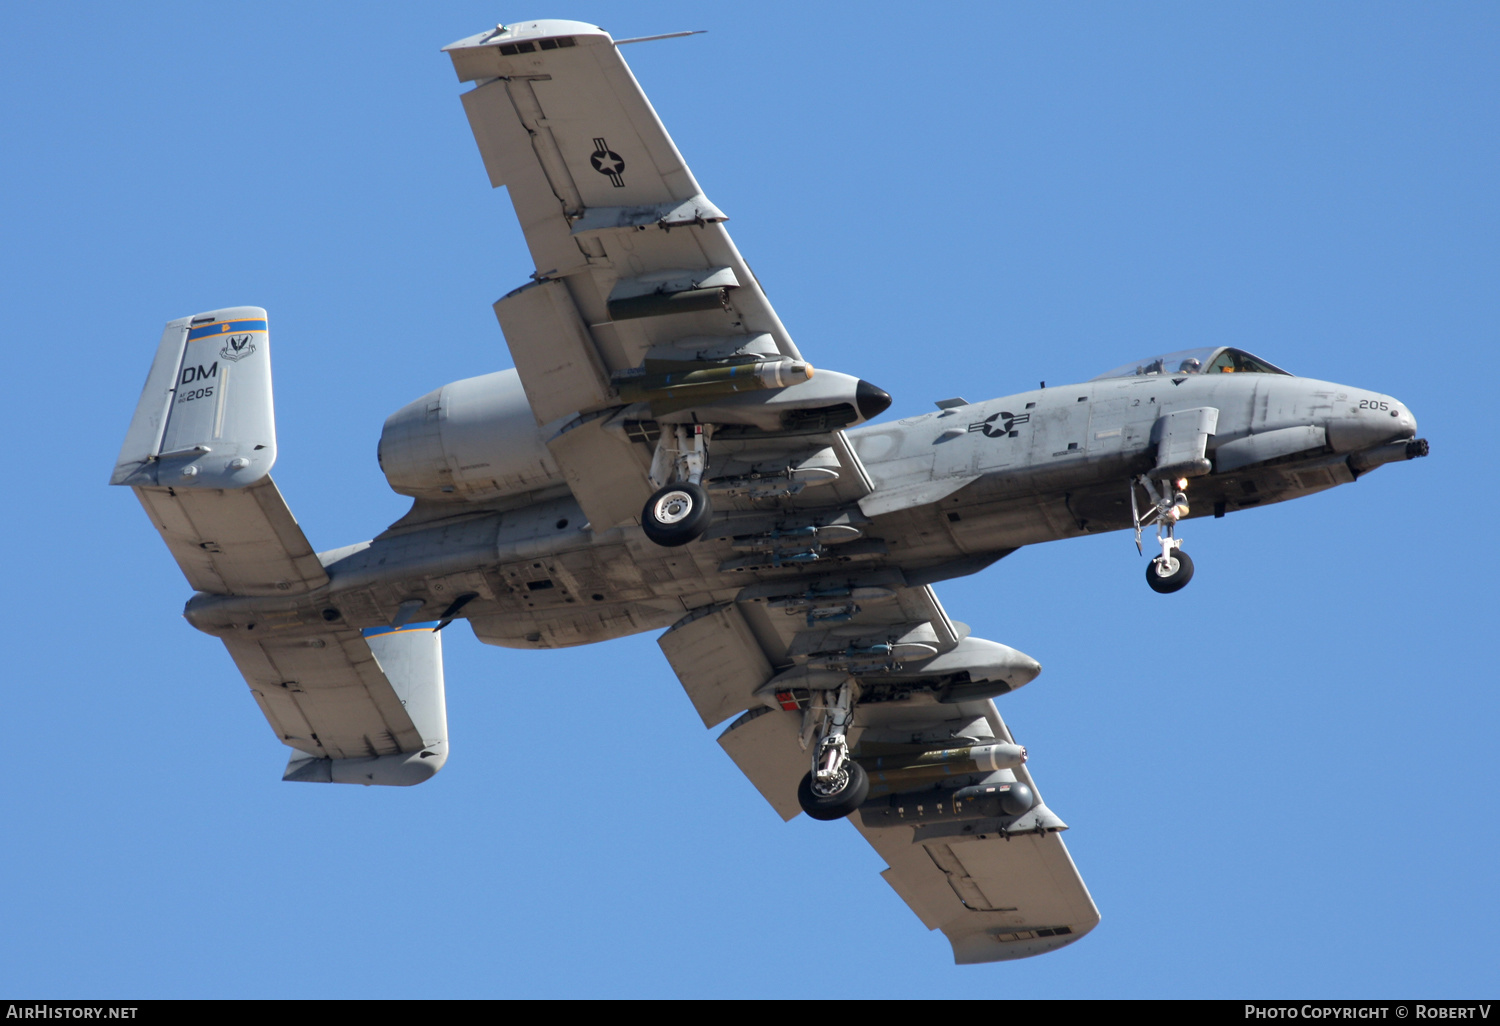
[378, 369, 568, 502]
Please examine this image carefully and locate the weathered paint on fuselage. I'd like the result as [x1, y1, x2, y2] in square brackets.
[182, 370, 1418, 649]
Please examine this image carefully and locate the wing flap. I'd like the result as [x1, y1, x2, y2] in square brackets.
[460, 80, 585, 280]
[717, 708, 806, 823]
[659, 604, 775, 728]
[493, 279, 613, 424]
[545, 414, 654, 530]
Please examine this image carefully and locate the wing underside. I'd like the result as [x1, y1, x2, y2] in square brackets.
[445, 22, 875, 531]
[661, 578, 1100, 963]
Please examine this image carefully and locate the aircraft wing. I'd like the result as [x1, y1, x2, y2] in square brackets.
[444, 21, 873, 529]
[658, 579, 1100, 964]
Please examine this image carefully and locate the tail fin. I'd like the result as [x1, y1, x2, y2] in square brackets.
[112, 306, 275, 489]
[111, 307, 327, 597]
[116, 309, 448, 785]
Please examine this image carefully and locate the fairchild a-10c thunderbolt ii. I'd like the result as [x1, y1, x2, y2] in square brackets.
[111, 20, 1429, 964]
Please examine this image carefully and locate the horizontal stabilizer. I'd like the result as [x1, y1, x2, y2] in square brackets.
[241, 624, 449, 787]
[132, 478, 328, 596]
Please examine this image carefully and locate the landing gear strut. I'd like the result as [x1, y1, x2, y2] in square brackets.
[796, 681, 869, 821]
[1132, 475, 1196, 594]
[642, 425, 713, 547]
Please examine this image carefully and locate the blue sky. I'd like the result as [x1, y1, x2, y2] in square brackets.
[2, 2, 1495, 998]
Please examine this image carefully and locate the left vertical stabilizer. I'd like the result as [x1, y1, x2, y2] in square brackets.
[112, 308, 326, 597]
[111, 306, 275, 489]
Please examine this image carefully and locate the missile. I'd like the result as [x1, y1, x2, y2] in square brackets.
[858, 743, 1028, 792]
[765, 585, 894, 627]
[766, 585, 896, 611]
[616, 359, 814, 406]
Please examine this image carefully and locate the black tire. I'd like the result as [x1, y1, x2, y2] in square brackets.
[1146, 547, 1195, 593]
[641, 482, 712, 547]
[797, 761, 870, 822]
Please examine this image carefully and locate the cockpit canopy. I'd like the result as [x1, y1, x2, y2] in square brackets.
[1091, 347, 1291, 381]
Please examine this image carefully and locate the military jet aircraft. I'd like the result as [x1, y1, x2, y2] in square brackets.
[110, 20, 1428, 965]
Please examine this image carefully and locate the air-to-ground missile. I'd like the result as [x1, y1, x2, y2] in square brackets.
[857, 742, 1028, 793]
[615, 358, 813, 406]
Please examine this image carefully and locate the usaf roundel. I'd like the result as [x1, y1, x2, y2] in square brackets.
[589, 136, 625, 187]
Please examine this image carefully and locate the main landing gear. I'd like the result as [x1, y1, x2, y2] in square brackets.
[1132, 474, 1196, 594]
[642, 425, 713, 547]
[796, 681, 869, 820]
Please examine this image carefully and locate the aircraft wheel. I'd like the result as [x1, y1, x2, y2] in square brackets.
[1146, 548, 1194, 593]
[797, 761, 870, 822]
[641, 482, 711, 547]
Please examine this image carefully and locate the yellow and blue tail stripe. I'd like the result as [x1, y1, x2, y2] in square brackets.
[187, 319, 268, 342]
[362, 622, 441, 637]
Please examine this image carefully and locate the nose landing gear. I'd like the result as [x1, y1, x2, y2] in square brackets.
[1145, 546, 1194, 593]
[1132, 475, 1196, 594]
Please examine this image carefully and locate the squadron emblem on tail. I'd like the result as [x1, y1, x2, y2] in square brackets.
[220, 334, 256, 361]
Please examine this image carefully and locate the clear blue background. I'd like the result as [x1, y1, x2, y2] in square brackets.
[1, 1, 1494, 998]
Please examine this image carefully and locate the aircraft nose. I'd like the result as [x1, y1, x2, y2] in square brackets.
[856, 379, 893, 421]
[1394, 403, 1417, 439]
[1327, 393, 1417, 452]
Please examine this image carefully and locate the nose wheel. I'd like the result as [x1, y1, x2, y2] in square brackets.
[1145, 546, 1194, 593]
[1132, 475, 1196, 594]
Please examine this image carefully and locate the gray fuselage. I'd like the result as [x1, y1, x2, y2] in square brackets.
[183, 367, 1420, 650]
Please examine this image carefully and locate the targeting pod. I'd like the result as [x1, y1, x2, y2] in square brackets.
[858, 781, 1036, 829]
[953, 780, 1036, 817]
